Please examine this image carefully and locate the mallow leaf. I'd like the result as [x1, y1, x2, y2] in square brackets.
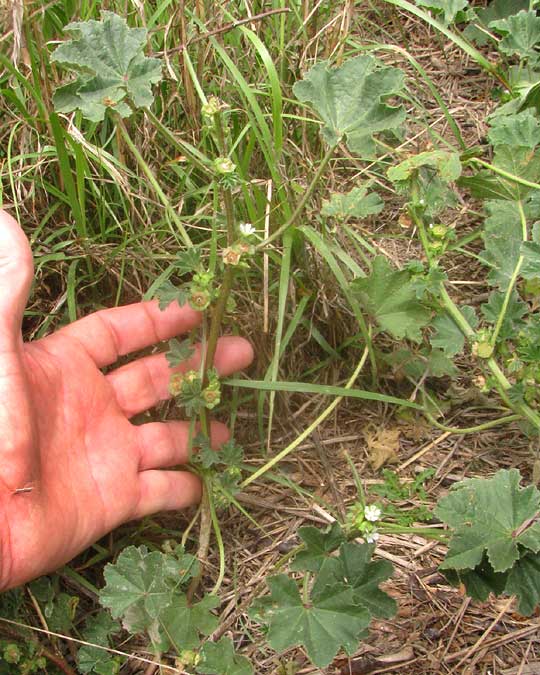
[442, 555, 508, 602]
[251, 574, 370, 668]
[387, 150, 462, 185]
[415, 0, 468, 24]
[465, 0, 529, 46]
[481, 290, 527, 340]
[521, 241, 540, 279]
[505, 551, 540, 615]
[490, 10, 540, 63]
[488, 110, 540, 149]
[51, 11, 162, 121]
[291, 522, 345, 573]
[352, 256, 431, 341]
[491, 146, 540, 201]
[293, 55, 406, 156]
[446, 546, 540, 616]
[100, 546, 174, 632]
[197, 637, 253, 675]
[435, 469, 540, 573]
[167, 338, 195, 367]
[159, 595, 219, 652]
[77, 612, 122, 675]
[321, 186, 384, 220]
[155, 280, 188, 310]
[99, 546, 198, 641]
[313, 542, 397, 620]
[429, 306, 478, 357]
[481, 200, 523, 290]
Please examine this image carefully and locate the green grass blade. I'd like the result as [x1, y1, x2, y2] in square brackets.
[227, 378, 423, 409]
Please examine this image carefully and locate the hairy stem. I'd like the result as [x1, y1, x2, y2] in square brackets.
[439, 284, 540, 431]
[189, 111, 237, 601]
[186, 487, 212, 603]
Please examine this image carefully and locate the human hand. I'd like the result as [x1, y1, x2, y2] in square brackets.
[0, 211, 253, 591]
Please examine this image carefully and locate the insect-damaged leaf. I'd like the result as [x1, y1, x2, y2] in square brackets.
[352, 256, 431, 341]
[435, 469, 540, 573]
[52, 11, 162, 121]
[250, 575, 370, 668]
[293, 55, 406, 156]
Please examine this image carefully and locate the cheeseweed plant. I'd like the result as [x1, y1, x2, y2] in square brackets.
[4, 2, 540, 672]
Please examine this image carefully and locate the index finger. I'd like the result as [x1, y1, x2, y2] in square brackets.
[46, 300, 201, 367]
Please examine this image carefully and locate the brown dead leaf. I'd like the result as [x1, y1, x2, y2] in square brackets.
[365, 427, 401, 471]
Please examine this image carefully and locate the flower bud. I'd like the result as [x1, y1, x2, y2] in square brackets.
[169, 372, 184, 396]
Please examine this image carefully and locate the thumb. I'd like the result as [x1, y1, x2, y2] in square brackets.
[0, 210, 37, 492]
[0, 209, 33, 342]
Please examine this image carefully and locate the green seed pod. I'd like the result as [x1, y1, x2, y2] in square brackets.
[475, 341, 494, 359]
[431, 224, 448, 239]
[213, 157, 236, 174]
[189, 289, 211, 311]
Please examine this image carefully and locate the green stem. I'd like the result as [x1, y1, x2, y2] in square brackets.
[241, 347, 369, 488]
[208, 483, 226, 595]
[186, 487, 212, 603]
[202, 113, 236, 384]
[491, 201, 527, 347]
[472, 158, 540, 192]
[256, 142, 338, 249]
[378, 523, 448, 541]
[203, 267, 234, 383]
[424, 409, 520, 435]
[115, 117, 192, 247]
[439, 284, 540, 431]
[409, 180, 433, 264]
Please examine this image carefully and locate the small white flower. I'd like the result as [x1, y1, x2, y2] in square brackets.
[239, 222, 256, 236]
[365, 531, 380, 544]
[364, 505, 381, 522]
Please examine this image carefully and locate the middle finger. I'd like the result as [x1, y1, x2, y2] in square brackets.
[106, 335, 253, 417]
